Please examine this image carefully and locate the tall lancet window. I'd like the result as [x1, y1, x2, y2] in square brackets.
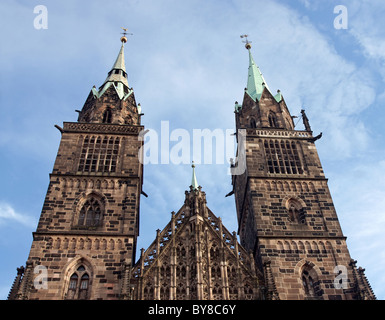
[77, 197, 102, 227]
[268, 112, 278, 128]
[301, 264, 322, 300]
[102, 107, 112, 123]
[66, 265, 91, 300]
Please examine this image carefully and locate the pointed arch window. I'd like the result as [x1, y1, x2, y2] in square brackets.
[143, 282, 154, 300]
[66, 265, 91, 300]
[79, 274, 90, 299]
[287, 199, 306, 224]
[102, 108, 112, 123]
[302, 271, 315, 296]
[69, 273, 78, 290]
[268, 112, 278, 128]
[301, 265, 323, 300]
[250, 118, 257, 128]
[77, 197, 103, 227]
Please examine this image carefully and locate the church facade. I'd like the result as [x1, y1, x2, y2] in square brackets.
[8, 36, 375, 300]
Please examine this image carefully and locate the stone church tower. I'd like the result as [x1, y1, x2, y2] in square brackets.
[8, 35, 375, 300]
[230, 39, 376, 300]
[8, 35, 144, 300]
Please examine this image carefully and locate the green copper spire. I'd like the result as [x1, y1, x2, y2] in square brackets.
[101, 40, 129, 89]
[112, 42, 127, 72]
[238, 35, 283, 105]
[92, 35, 134, 100]
[245, 43, 270, 101]
[191, 162, 199, 190]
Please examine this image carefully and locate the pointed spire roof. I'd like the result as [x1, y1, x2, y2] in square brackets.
[101, 40, 129, 89]
[111, 42, 127, 72]
[191, 162, 199, 190]
[245, 43, 271, 101]
[92, 35, 134, 100]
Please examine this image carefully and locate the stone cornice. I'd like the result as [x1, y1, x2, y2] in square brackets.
[63, 122, 144, 135]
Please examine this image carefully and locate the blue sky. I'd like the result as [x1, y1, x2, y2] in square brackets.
[0, 0, 384, 299]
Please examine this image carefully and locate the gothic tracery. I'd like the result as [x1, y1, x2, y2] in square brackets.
[129, 186, 262, 300]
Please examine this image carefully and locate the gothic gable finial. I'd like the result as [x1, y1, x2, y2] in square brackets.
[191, 161, 199, 191]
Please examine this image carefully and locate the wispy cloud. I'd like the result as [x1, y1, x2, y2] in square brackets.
[329, 160, 385, 299]
[0, 202, 36, 228]
[349, 0, 385, 64]
[132, 0, 378, 159]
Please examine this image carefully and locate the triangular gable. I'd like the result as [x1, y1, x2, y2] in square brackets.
[130, 196, 262, 300]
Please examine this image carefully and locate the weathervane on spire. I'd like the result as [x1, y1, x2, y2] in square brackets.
[240, 34, 252, 50]
[121, 27, 133, 43]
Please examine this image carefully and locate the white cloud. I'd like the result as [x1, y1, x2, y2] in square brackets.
[1, 0, 378, 161]
[349, 0, 385, 62]
[0, 202, 36, 228]
[131, 0, 374, 160]
[329, 161, 385, 299]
